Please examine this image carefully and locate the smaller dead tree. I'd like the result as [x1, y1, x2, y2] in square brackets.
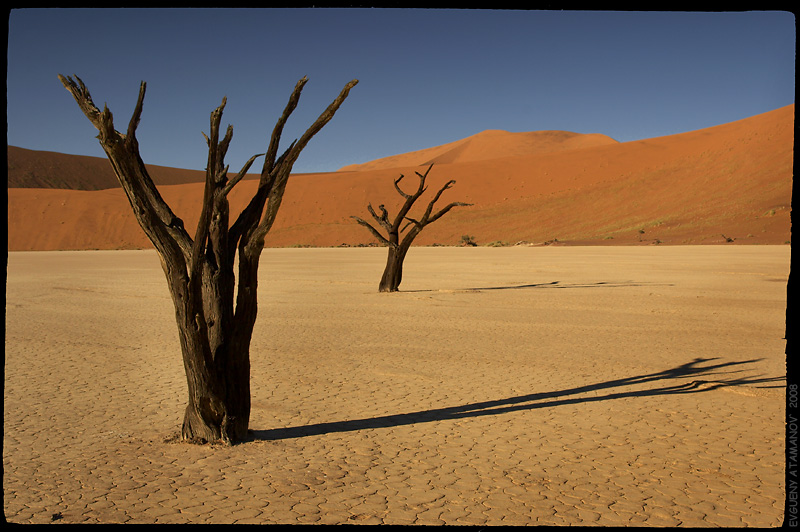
[352, 164, 471, 292]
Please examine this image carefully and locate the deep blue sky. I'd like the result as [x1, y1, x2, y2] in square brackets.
[7, 8, 796, 174]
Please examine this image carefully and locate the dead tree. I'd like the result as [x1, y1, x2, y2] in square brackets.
[59, 74, 357, 444]
[352, 164, 471, 292]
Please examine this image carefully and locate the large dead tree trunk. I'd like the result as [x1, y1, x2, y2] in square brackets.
[352, 164, 471, 292]
[59, 74, 357, 444]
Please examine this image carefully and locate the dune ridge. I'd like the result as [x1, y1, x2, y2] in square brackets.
[7, 104, 793, 250]
[338, 129, 619, 171]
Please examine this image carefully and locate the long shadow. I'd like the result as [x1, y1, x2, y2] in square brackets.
[403, 280, 675, 293]
[247, 357, 784, 442]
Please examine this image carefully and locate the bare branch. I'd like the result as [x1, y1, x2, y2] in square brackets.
[388, 163, 435, 233]
[430, 179, 456, 206]
[377, 204, 390, 224]
[427, 201, 473, 225]
[218, 125, 234, 173]
[415, 164, 434, 193]
[126, 81, 147, 140]
[401, 217, 422, 234]
[263, 77, 308, 180]
[351, 216, 393, 247]
[216, 165, 230, 184]
[421, 179, 457, 222]
[393, 175, 411, 199]
[249, 79, 358, 247]
[57, 74, 103, 126]
[228, 140, 295, 257]
[367, 203, 392, 232]
[233, 76, 358, 252]
[392, 188, 423, 233]
[205, 98, 227, 178]
[58, 74, 194, 263]
[223, 153, 265, 197]
[232, 78, 358, 255]
[192, 97, 228, 279]
[279, 79, 359, 173]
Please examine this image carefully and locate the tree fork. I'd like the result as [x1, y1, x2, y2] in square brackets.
[60, 74, 357, 444]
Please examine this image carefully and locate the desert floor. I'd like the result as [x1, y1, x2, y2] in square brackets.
[4, 246, 789, 525]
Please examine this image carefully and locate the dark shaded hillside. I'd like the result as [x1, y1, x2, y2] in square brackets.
[7, 146, 208, 190]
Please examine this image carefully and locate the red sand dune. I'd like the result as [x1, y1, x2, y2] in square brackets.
[7, 104, 793, 250]
[338, 129, 619, 171]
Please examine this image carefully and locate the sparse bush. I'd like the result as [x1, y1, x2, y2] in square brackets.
[460, 235, 477, 247]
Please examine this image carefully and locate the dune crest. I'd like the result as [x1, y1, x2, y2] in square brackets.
[338, 129, 618, 171]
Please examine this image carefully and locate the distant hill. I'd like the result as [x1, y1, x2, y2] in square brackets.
[339, 129, 619, 171]
[7, 104, 793, 250]
[7, 146, 208, 190]
[9, 129, 617, 190]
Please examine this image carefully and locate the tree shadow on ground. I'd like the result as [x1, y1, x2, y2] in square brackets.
[403, 280, 675, 292]
[247, 357, 784, 442]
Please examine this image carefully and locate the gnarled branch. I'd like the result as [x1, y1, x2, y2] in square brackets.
[426, 201, 473, 226]
[126, 81, 146, 142]
[225, 79, 357, 258]
[367, 203, 393, 232]
[420, 179, 473, 226]
[393, 174, 411, 199]
[58, 74, 194, 264]
[263, 77, 307, 181]
[223, 153, 265, 197]
[351, 216, 393, 247]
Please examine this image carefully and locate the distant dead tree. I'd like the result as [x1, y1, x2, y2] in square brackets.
[352, 164, 471, 292]
[59, 74, 357, 444]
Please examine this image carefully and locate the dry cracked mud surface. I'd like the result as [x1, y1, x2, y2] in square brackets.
[4, 246, 788, 525]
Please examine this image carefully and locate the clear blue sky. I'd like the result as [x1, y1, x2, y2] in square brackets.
[7, 8, 796, 174]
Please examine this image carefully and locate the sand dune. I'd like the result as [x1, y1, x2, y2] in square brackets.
[6, 104, 793, 250]
[338, 129, 619, 171]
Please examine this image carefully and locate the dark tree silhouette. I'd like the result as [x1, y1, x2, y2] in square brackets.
[59, 74, 357, 444]
[352, 164, 471, 292]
